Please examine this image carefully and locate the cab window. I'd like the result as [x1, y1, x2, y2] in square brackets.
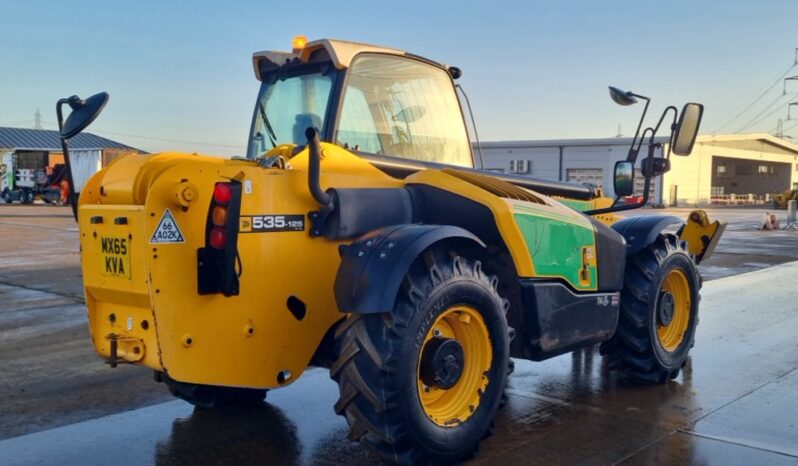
[337, 87, 382, 154]
[336, 54, 472, 167]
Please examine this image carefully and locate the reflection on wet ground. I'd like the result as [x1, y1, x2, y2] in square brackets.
[2, 214, 798, 465]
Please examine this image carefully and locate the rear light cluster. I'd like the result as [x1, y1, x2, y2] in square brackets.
[198, 180, 242, 296]
[209, 183, 233, 249]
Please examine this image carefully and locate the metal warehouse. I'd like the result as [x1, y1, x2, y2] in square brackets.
[0, 127, 141, 201]
[479, 133, 798, 207]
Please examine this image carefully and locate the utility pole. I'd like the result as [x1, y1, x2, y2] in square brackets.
[776, 118, 783, 138]
[783, 75, 798, 95]
[615, 124, 622, 137]
[34, 109, 42, 130]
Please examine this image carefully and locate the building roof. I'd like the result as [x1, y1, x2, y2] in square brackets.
[0, 127, 139, 152]
[694, 133, 798, 155]
[479, 133, 798, 154]
[479, 136, 670, 149]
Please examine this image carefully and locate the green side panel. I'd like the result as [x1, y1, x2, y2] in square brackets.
[555, 198, 594, 212]
[513, 212, 597, 290]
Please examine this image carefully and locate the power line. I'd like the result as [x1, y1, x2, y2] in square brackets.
[736, 93, 790, 132]
[0, 119, 36, 126]
[740, 99, 795, 132]
[26, 121, 244, 151]
[714, 61, 797, 133]
[92, 129, 243, 150]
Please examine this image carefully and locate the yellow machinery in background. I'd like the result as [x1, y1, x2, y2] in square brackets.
[773, 188, 798, 209]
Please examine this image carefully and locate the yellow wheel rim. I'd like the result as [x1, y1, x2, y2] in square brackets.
[417, 305, 492, 427]
[657, 269, 692, 352]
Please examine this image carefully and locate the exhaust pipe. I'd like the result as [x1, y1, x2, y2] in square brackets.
[306, 127, 332, 207]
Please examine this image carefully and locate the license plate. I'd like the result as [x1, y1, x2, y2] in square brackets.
[100, 236, 131, 279]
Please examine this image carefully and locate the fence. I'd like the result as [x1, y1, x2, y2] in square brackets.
[709, 193, 773, 206]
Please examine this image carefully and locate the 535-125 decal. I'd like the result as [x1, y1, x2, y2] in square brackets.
[239, 214, 305, 233]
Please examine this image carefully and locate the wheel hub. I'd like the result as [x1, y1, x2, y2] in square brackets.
[657, 291, 675, 326]
[419, 337, 465, 390]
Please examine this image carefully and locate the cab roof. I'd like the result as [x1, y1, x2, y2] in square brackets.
[252, 38, 414, 81]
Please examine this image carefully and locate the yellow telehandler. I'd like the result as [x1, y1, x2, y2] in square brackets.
[55, 37, 724, 464]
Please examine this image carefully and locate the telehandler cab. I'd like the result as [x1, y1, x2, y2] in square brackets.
[57, 37, 724, 465]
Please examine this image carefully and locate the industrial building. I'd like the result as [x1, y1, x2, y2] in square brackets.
[0, 127, 140, 200]
[479, 133, 798, 206]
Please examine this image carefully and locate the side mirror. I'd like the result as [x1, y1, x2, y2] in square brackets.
[608, 86, 638, 106]
[55, 91, 109, 221]
[60, 92, 109, 139]
[613, 161, 635, 197]
[671, 102, 703, 156]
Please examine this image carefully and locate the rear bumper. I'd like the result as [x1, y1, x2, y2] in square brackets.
[79, 204, 162, 371]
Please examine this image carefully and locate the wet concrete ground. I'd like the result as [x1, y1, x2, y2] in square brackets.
[1, 205, 798, 465]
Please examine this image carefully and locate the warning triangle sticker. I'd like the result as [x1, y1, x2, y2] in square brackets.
[150, 208, 185, 244]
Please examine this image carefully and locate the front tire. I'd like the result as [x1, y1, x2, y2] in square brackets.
[331, 250, 510, 465]
[22, 190, 34, 204]
[603, 234, 700, 383]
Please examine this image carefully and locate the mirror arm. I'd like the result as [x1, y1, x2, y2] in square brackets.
[56, 98, 79, 221]
[585, 130, 657, 216]
[634, 127, 654, 155]
[625, 95, 650, 164]
[663, 107, 681, 160]
[649, 106, 679, 143]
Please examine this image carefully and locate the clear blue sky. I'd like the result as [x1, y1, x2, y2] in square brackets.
[1, 0, 797, 155]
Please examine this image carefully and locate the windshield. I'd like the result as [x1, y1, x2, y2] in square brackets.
[247, 72, 333, 158]
[336, 55, 472, 167]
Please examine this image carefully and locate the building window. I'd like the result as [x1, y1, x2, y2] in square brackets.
[566, 168, 603, 189]
[757, 165, 774, 175]
[716, 164, 726, 175]
[509, 159, 530, 174]
[735, 163, 751, 176]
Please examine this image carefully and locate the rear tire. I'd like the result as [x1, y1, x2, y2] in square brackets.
[331, 250, 511, 465]
[603, 234, 700, 383]
[159, 373, 267, 409]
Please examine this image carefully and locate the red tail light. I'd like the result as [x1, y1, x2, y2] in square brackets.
[198, 180, 242, 296]
[213, 183, 232, 204]
[209, 227, 226, 249]
[209, 183, 232, 247]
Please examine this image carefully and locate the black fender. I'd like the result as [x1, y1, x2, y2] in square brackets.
[611, 215, 683, 257]
[334, 224, 485, 314]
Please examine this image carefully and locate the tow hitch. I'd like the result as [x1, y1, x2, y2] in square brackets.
[104, 333, 145, 367]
